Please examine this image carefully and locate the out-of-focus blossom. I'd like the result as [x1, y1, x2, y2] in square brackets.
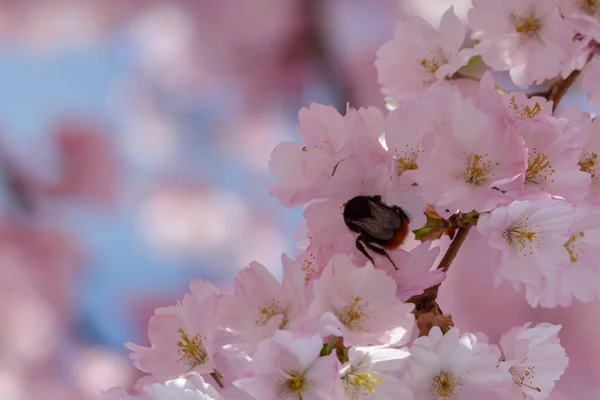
[376, 7, 475, 102]
[469, 0, 575, 88]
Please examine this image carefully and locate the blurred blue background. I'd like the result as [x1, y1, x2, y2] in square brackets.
[0, 1, 418, 398]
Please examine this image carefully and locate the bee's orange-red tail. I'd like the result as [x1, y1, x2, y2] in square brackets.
[384, 219, 409, 250]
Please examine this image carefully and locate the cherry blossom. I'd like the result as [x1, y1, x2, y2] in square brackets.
[233, 331, 338, 400]
[376, 6, 475, 102]
[306, 254, 414, 347]
[469, 0, 575, 88]
[269, 104, 385, 208]
[125, 280, 221, 379]
[336, 346, 413, 400]
[402, 327, 513, 399]
[218, 261, 308, 352]
[477, 197, 576, 307]
[415, 87, 526, 213]
[499, 323, 568, 400]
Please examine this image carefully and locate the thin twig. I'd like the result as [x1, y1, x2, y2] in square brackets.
[436, 224, 472, 274]
[550, 52, 594, 112]
[407, 225, 472, 316]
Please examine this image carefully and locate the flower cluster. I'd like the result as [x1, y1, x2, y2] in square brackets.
[103, 0, 600, 398]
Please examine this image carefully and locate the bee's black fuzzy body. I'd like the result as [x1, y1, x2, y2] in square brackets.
[343, 195, 410, 269]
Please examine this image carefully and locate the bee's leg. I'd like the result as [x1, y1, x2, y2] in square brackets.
[363, 242, 398, 270]
[355, 236, 375, 266]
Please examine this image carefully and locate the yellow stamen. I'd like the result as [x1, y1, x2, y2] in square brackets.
[510, 96, 542, 119]
[526, 149, 554, 184]
[431, 371, 461, 399]
[176, 328, 208, 369]
[335, 296, 369, 331]
[564, 231, 585, 263]
[343, 369, 383, 398]
[511, 13, 542, 36]
[463, 154, 497, 186]
[578, 0, 598, 15]
[256, 301, 288, 329]
[511, 364, 542, 393]
[579, 151, 598, 179]
[395, 146, 421, 176]
[278, 370, 307, 396]
[503, 219, 542, 256]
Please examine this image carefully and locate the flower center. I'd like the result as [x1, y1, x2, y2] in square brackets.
[579, 151, 598, 179]
[510, 363, 541, 394]
[503, 219, 542, 256]
[257, 301, 288, 329]
[279, 370, 308, 396]
[526, 149, 554, 185]
[335, 296, 369, 331]
[431, 371, 460, 399]
[578, 0, 598, 15]
[564, 231, 585, 263]
[419, 54, 445, 83]
[510, 96, 542, 119]
[395, 146, 421, 176]
[511, 12, 542, 37]
[463, 154, 497, 186]
[176, 328, 208, 369]
[342, 369, 383, 398]
[302, 253, 318, 282]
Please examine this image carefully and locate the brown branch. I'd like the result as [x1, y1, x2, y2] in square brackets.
[407, 225, 472, 335]
[436, 224, 472, 274]
[532, 50, 596, 112]
[550, 51, 594, 112]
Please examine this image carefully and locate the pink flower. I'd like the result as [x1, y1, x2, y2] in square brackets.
[415, 89, 526, 213]
[402, 327, 513, 399]
[233, 331, 338, 400]
[125, 280, 220, 379]
[336, 346, 413, 400]
[385, 243, 445, 301]
[218, 261, 308, 352]
[515, 117, 590, 202]
[582, 56, 600, 113]
[306, 254, 414, 347]
[559, 0, 600, 39]
[499, 323, 568, 399]
[516, 119, 591, 201]
[469, 0, 575, 88]
[548, 206, 600, 306]
[477, 197, 576, 307]
[375, 6, 475, 102]
[383, 89, 439, 186]
[143, 374, 223, 400]
[269, 103, 384, 208]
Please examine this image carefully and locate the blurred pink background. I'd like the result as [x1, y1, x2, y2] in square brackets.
[1, 1, 596, 399]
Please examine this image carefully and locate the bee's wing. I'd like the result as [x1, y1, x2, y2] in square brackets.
[350, 200, 402, 241]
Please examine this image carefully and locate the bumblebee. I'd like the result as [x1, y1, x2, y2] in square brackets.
[343, 195, 410, 269]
